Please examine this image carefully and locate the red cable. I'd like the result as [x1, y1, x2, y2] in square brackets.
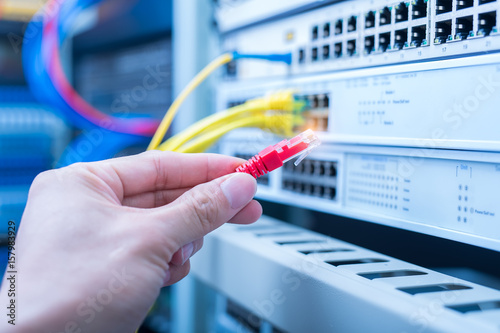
[236, 130, 321, 178]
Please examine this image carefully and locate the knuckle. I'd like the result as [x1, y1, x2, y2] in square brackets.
[183, 187, 221, 234]
[31, 169, 58, 189]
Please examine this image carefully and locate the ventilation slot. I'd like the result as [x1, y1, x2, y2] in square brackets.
[358, 270, 427, 280]
[398, 283, 472, 295]
[255, 231, 301, 237]
[226, 299, 261, 333]
[237, 225, 277, 232]
[299, 248, 354, 255]
[276, 239, 326, 246]
[326, 258, 388, 266]
[447, 300, 500, 314]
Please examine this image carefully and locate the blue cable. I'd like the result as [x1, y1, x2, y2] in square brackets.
[232, 51, 293, 65]
[23, 0, 294, 167]
[56, 130, 148, 167]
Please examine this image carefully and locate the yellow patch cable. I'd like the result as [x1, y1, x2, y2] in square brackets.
[147, 53, 234, 151]
[158, 91, 301, 152]
[174, 114, 301, 154]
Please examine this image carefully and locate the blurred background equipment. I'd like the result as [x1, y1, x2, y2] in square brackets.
[1, 1, 173, 330]
[0, 0, 69, 271]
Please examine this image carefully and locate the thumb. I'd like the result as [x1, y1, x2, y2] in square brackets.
[159, 172, 257, 247]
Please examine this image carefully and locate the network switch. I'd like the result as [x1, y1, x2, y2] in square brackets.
[169, 1, 500, 332]
[221, 0, 500, 80]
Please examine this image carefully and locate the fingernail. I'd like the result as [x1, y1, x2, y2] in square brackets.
[181, 242, 194, 265]
[221, 173, 257, 209]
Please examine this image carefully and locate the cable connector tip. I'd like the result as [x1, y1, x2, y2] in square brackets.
[235, 129, 321, 179]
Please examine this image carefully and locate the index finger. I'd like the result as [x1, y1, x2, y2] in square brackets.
[88, 151, 246, 199]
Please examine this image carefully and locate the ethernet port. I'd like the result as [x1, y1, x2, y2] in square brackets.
[365, 11, 375, 29]
[364, 35, 375, 54]
[348, 16, 357, 32]
[328, 163, 337, 177]
[394, 28, 408, 49]
[455, 16, 473, 40]
[479, 0, 496, 4]
[323, 22, 331, 38]
[478, 12, 496, 36]
[395, 2, 409, 22]
[347, 39, 356, 56]
[305, 160, 315, 175]
[434, 20, 452, 44]
[334, 42, 343, 57]
[436, 0, 452, 14]
[318, 162, 326, 176]
[311, 47, 319, 61]
[412, 0, 427, 19]
[380, 7, 391, 26]
[226, 60, 237, 76]
[298, 48, 305, 63]
[322, 45, 330, 59]
[411, 25, 427, 47]
[379, 32, 390, 52]
[457, 0, 473, 10]
[312, 25, 319, 40]
[310, 95, 319, 108]
[335, 19, 343, 35]
[326, 187, 337, 200]
[315, 185, 325, 197]
[321, 95, 329, 108]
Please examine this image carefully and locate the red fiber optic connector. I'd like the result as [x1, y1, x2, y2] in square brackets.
[236, 129, 321, 178]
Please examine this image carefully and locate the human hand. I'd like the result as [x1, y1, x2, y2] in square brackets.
[0, 151, 261, 333]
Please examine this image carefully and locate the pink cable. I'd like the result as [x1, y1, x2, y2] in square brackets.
[41, 0, 159, 135]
